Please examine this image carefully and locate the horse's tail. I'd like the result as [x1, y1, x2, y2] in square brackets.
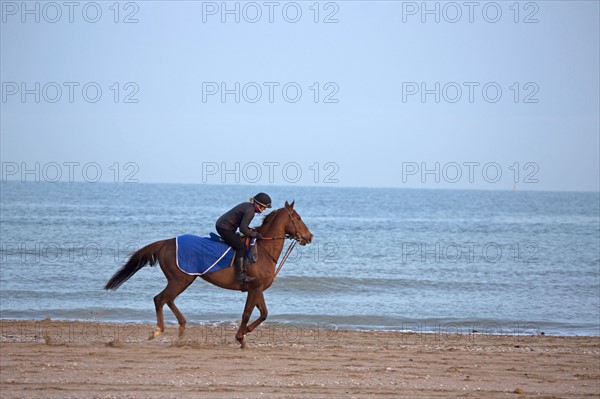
[104, 240, 167, 290]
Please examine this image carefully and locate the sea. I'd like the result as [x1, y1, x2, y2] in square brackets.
[1, 182, 599, 336]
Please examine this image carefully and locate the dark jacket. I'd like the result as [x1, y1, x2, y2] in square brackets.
[216, 202, 260, 238]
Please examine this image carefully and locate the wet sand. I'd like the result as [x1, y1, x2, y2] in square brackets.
[1, 319, 598, 398]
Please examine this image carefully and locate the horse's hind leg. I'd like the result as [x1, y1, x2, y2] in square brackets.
[166, 299, 188, 337]
[150, 278, 194, 340]
[150, 286, 170, 339]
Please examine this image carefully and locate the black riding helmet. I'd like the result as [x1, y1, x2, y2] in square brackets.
[252, 192, 272, 208]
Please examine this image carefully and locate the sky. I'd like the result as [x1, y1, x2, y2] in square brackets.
[1, 0, 599, 191]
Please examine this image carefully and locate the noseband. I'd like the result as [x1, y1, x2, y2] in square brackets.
[260, 208, 303, 242]
[285, 208, 303, 242]
[257, 208, 302, 278]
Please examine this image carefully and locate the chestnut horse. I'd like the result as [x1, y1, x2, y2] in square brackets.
[104, 201, 313, 348]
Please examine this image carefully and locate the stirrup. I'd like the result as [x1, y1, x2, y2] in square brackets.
[236, 273, 255, 284]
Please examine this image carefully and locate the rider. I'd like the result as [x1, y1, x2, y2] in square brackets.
[216, 193, 272, 285]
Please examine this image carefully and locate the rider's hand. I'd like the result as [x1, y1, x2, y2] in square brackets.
[255, 233, 263, 240]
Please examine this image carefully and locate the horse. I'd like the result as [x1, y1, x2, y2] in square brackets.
[104, 201, 313, 348]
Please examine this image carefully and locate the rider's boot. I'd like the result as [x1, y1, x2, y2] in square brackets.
[234, 256, 255, 285]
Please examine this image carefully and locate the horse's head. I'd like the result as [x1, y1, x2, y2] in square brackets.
[282, 201, 313, 246]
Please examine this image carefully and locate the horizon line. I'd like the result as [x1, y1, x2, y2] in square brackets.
[1, 179, 599, 194]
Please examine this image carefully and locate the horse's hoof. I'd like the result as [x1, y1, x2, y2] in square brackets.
[236, 334, 246, 349]
[178, 326, 186, 338]
[148, 328, 163, 340]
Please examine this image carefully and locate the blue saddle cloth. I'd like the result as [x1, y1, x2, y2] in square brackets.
[176, 234, 256, 276]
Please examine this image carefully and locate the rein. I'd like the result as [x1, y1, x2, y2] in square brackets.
[257, 236, 297, 278]
[275, 241, 296, 278]
[256, 208, 301, 278]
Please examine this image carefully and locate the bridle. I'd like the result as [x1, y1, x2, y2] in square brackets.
[260, 208, 303, 242]
[256, 208, 304, 277]
[284, 208, 303, 242]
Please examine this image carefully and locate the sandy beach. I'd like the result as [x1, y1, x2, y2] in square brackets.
[1, 319, 598, 398]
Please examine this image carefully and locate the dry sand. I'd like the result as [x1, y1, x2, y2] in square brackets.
[1, 319, 598, 398]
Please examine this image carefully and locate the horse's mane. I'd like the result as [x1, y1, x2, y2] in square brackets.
[259, 208, 282, 227]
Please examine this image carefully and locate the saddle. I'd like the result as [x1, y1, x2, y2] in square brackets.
[209, 232, 258, 265]
[175, 234, 258, 276]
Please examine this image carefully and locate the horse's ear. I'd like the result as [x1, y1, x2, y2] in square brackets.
[285, 200, 289, 208]
[289, 200, 295, 210]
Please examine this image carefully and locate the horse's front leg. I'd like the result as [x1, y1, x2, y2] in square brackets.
[236, 289, 259, 349]
[246, 291, 267, 334]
